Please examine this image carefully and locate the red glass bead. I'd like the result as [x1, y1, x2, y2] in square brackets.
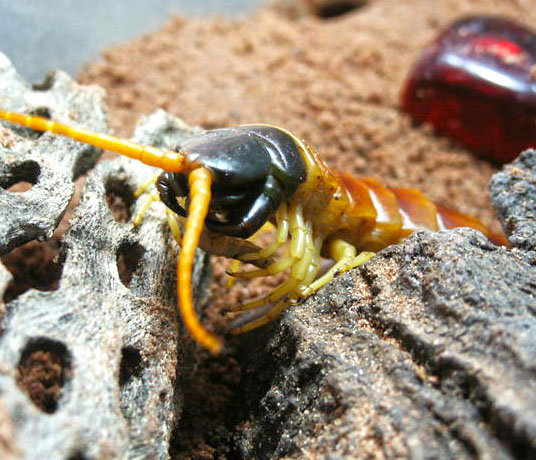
[401, 16, 536, 163]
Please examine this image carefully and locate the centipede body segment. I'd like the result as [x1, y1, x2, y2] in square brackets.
[0, 110, 507, 353]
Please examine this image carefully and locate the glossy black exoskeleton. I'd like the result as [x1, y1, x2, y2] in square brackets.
[156, 125, 307, 238]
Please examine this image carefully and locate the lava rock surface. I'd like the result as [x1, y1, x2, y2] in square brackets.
[237, 228, 536, 459]
[491, 149, 536, 251]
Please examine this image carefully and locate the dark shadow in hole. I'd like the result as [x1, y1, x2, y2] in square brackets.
[1, 238, 65, 303]
[17, 337, 72, 414]
[72, 148, 101, 181]
[116, 241, 145, 288]
[67, 453, 89, 460]
[0, 160, 40, 193]
[32, 72, 56, 92]
[315, 0, 366, 18]
[105, 177, 135, 224]
[119, 345, 143, 387]
[6, 107, 51, 140]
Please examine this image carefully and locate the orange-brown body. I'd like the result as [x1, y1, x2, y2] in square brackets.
[288, 130, 507, 252]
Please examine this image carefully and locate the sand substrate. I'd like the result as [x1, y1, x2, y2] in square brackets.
[74, 0, 535, 457]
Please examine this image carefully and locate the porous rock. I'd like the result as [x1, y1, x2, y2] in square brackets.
[0, 52, 106, 253]
[490, 149, 536, 251]
[0, 53, 208, 460]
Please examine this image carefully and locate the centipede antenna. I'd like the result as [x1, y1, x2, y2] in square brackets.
[0, 109, 187, 172]
[178, 167, 223, 354]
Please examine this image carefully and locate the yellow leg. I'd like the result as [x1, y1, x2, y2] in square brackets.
[295, 235, 324, 295]
[230, 300, 289, 334]
[230, 227, 322, 332]
[289, 203, 306, 259]
[230, 206, 309, 311]
[228, 256, 293, 280]
[228, 204, 296, 281]
[240, 203, 289, 262]
[232, 239, 372, 335]
[132, 173, 161, 226]
[226, 220, 278, 287]
[166, 209, 182, 244]
[227, 203, 290, 281]
[231, 219, 319, 313]
[300, 239, 374, 297]
[133, 190, 160, 226]
[134, 172, 160, 198]
[226, 259, 243, 288]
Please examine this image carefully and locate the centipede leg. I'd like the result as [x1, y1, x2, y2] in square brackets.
[131, 173, 162, 227]
[228, 203, 290, 280]
[239, 203, 289, 262]
[300, 239, 374, 297]
[134, 172, 161, 198]
[230, 233, 321, 334]
[227, 220, 277, 288]
[166, 209, 182, 244]
[230, 205, 317, 312]
[133, 190, 161, 226]
[230, 299, 289, 334]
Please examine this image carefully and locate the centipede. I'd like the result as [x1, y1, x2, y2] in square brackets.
[0, 110, 508, 354]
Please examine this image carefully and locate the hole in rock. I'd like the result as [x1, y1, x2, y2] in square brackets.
[119, 345, 143, 386]
[116, 241, 145, 288]
[32, 72, 55, 91]
[0, 160, 40, 193]
[315, 0, 366, 18]
[1, 238, 65, 303]
[105, 176, 135, 223]
[17, 337, 72, 413]
[66, 451, 90, 460]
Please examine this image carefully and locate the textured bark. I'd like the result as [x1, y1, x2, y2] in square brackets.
[490, 149, 536, 252]
[237, 228, 536, 459]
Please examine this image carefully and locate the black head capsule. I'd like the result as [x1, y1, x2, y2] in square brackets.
[157, 125, 307, 238]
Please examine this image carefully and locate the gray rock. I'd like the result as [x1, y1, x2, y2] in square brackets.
[0, 51, 105, 253]
[490, 149, 536, 251]
[0, 53, 208, 460]
[237, 230, 536, 459]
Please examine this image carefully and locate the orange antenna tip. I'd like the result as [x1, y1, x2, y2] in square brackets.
[178, 167, 223, 353]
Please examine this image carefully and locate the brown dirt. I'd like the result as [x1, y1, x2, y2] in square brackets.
[1, 239, 63, 303]
[80, 0, 535, 234]
[16, 349, 65, 413]
[0, 176, 86, 304]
